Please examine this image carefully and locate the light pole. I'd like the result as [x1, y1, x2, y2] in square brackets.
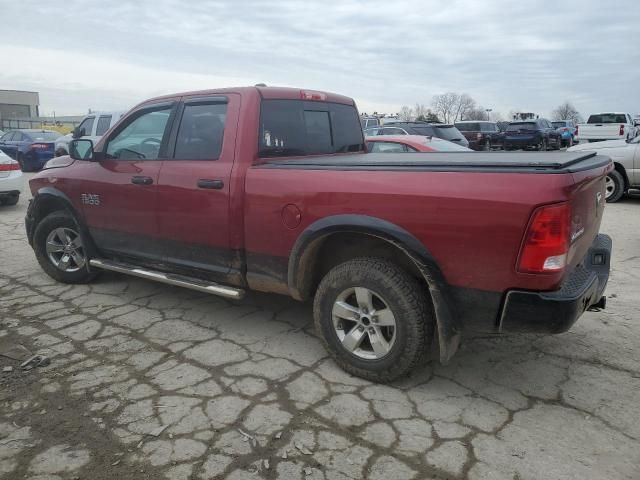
[485, 108, 492, 121]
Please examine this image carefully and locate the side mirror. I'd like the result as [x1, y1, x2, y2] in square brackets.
[69, 139, 94, 161]
[72, 127, 81, 138]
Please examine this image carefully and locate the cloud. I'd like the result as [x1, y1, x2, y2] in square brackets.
[0, 0, 638, 118]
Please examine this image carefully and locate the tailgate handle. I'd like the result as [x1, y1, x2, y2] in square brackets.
[197, 179, 224, 190]
[131, 176, 153, 185]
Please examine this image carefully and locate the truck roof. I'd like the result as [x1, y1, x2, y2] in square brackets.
[136, 86, 355, 109]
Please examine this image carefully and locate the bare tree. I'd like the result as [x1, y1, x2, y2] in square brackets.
[398, 105, 414, 122]
[552, 101, 583, 123]
[464, 107, 489, 121]
[431, 92, 458, 124]
[431, 92, 477, 123]
[414, 103, 428, 120]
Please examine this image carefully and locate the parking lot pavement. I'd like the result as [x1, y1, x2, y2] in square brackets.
[1, 180, 639, 480]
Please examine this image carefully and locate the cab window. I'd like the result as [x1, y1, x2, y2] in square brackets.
[95, 115, 112, 136]
[78, 117, 95, 137]
[105, 107, 172, 160]
[173, 103, 227, 160]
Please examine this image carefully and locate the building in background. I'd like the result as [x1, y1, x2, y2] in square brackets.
[0, 89, 40, 121]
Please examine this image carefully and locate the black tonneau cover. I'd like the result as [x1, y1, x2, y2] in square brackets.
[260, 151, 611, 174]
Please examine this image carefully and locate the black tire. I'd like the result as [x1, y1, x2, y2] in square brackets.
[554, 136, 562, 150]
[605, 170, 625, 203]
[16, 152, 26, 172]
[313, 257, 434, 382]
[33, 211, 98, 284]
[536, 138, 547, 151]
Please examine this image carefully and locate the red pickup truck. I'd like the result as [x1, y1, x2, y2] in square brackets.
[26, 86, 612, 382]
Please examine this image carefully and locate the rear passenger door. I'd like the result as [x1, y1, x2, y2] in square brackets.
[155, 94, 241, 280]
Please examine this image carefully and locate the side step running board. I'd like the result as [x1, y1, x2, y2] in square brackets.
[89, 259, 245, 300]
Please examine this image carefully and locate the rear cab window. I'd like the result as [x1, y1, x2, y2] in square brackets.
[587, 114, 627, 124]
[259, 100, 364, 157]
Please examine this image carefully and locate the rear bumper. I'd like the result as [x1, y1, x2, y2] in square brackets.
[499, 234, 611, 333]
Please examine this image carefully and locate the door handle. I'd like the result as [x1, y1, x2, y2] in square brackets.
[197, 179, 224, 190]
[131, 176, 153, 185]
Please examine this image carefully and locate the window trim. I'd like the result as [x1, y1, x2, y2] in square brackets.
[102, 101, 177, 161]
[165, 97, 229, 160]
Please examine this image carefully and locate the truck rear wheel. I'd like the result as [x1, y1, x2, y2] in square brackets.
[33, 211, 98, 284]
[313, 257, 434, 382]
[605, 170, 625, 203]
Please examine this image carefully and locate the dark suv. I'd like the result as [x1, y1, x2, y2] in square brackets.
[504, 119, 562, 151]
[454, 121, 504, 151]
[365, 122, 469, 148]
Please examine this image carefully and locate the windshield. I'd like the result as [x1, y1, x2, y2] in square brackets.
[552, 122, 567, 128]
[433, 125, 463, 140]
[587, 114, 627, 123]
[507, 122, 536, 131]
[455, 123, 481, 132]
[410, 126, 435, 136]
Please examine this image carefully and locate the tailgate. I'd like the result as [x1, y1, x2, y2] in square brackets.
[579, 125, 621, 138]
[566, 161, 611, 269]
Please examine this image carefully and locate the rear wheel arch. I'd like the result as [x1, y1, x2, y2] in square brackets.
[288, 215, 462, 363]
[613, 162, 629, 188]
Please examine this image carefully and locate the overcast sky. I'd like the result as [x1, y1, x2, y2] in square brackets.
[1, 0, 638, 119]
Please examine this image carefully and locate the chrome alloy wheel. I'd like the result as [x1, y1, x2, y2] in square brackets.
[331, 287, 397, 360]
[605, 175, 615, 199]
[46, 227, 86, 272]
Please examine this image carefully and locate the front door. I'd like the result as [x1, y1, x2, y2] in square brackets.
[78, 102, 176, 262]
[155, 94, 240, 280]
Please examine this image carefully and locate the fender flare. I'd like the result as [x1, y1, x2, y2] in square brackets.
[26, 187, 93, 255]
[288, 214, 461, 363]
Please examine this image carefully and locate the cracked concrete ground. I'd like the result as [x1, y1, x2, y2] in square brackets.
[1, 174, 639, 480]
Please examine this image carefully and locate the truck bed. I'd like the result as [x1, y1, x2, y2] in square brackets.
[260, 151, 609, 173]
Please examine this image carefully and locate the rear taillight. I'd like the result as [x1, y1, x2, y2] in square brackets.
[31, 143, 51, 150]
[0, 163, 20, 171]
[518, 203, 570, 274]
[619, 125, 624, 136]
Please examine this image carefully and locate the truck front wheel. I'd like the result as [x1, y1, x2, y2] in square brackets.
[313, 257, 434, 382]
[33, 211, 98, 284]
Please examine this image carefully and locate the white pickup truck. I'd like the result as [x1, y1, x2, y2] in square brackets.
[575, 112, 639, 143]
[55, 111, 125, 156]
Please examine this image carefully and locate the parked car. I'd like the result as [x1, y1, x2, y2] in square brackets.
[360, 116, 380, 130]
[0, 149, 22, 206]
[0, 129, 61, 171]
[366, 135, 473, 152]
[454, 121, 504, 151]
[55, 111, 126, 157]
[503, 119, 562, 151]
[365, 121, 470, 148]
[552, 120, 577, 147]
[568, 135, 640, 202]
[26, 85, 612, 382]
[576, 113, 638, 143]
